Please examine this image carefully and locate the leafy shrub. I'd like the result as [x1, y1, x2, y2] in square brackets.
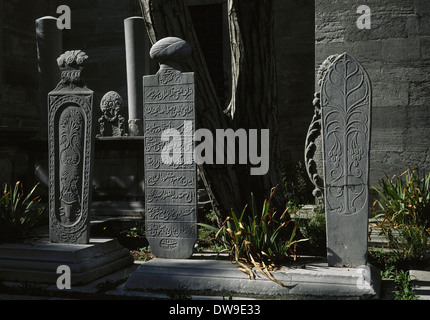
[372, 168, 430, 264]
[0, 181, 44, 242]
[295, 206, 327, 256]
[198, 186, 308, 285]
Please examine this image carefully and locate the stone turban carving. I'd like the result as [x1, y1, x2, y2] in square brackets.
[149, 37, 192, 63]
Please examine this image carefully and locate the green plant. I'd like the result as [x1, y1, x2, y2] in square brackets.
[198, 186, 308, 285]
[0, 181, 44, 242]
[295, 205, 327, 256]
[393, 270, 418, 300]
[372, 168, 430, 264]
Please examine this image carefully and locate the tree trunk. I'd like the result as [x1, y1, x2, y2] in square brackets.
[225, 0, 281, 209]
[138, 0, 283, 223]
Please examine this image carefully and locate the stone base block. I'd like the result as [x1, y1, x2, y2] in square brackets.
[125, 255, 381, 299]
[0, 238, 134, 285]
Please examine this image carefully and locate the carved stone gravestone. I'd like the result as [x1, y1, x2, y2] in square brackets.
[48, 50, 94, 244]
[305, 54, 340, 203]
[320, 52, 372, 267]
[143, 37, 197, 259]
[97, 91, 128, 137]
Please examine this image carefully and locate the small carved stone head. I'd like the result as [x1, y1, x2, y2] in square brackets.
[100, 91, 124, 117]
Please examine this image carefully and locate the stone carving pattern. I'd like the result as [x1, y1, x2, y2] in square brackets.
[48, 50, 94, 244]
[97, 91, 128, 137]
[49, 95, 93, 243]
[305, 54, 340, 200]
[321, 53, 371, 216]
[144, 65, 197, 258]
[58, 107, 84, 225]
[55, 50, 88, 90]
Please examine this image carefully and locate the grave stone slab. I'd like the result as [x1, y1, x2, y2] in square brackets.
[48, 50, 94, 244]
[320, 52, 372, 267]
[144, 37, 197, 259]
[124, 255, 381, 299]
[0, 238, 133, 285]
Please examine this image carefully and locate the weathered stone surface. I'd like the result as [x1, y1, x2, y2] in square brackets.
[315, 0, 430, 190]
[144, 37, 197, 259]
[125, 256, 381, 299]
[97, 91, 127, 137]
[48, 51, 94, 244]
[124, 17, 145, 136]
[0, 238, 133, 285]
[305, 54, 340, 200]
[320, 52, 371, 267]
[149, 37, 192, 66]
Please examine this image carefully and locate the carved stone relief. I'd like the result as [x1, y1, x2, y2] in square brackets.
[305, 54, 339, 201]
[48, 50, 94, 244]
[143, 37, 197, 259]
[320, 52, 371, 267]
[97, 91, 128, 137]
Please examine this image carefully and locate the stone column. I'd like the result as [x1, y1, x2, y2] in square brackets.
[48, 50, 94, 244]
[144, 37, 197, 259]
[36, 16, 62, 138]
[320, 52, 372, 267]
[124, 17, 145, 136]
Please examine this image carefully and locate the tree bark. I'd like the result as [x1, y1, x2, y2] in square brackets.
[138, 0, 283, 222]
[225, 0, 281, 209]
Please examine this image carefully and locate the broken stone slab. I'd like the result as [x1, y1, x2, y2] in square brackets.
[0, 238, 133, 286]
[124, 256, 381, 299]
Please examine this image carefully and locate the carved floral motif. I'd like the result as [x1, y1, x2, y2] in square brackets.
[58, 107, 84, 225]
[320, 53, 371, 215]
[97, 91, 128, 137]
[48, 50, 94, 244]
[305, 54, 340, 200]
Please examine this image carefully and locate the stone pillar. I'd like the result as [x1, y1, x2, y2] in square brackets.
[36, 16, 62, 138]
[320, 52, 372, 267]
[124, 17, 146, 136]
[48, 50, 94, 244]
[144, 37, 197, 259]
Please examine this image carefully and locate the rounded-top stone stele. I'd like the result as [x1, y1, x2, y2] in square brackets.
[149, 37, 192, 66]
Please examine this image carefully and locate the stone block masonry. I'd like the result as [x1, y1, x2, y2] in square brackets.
[316, 0, 430, 187]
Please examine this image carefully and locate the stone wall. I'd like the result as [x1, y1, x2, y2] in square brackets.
[315, 0, 430, 187]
